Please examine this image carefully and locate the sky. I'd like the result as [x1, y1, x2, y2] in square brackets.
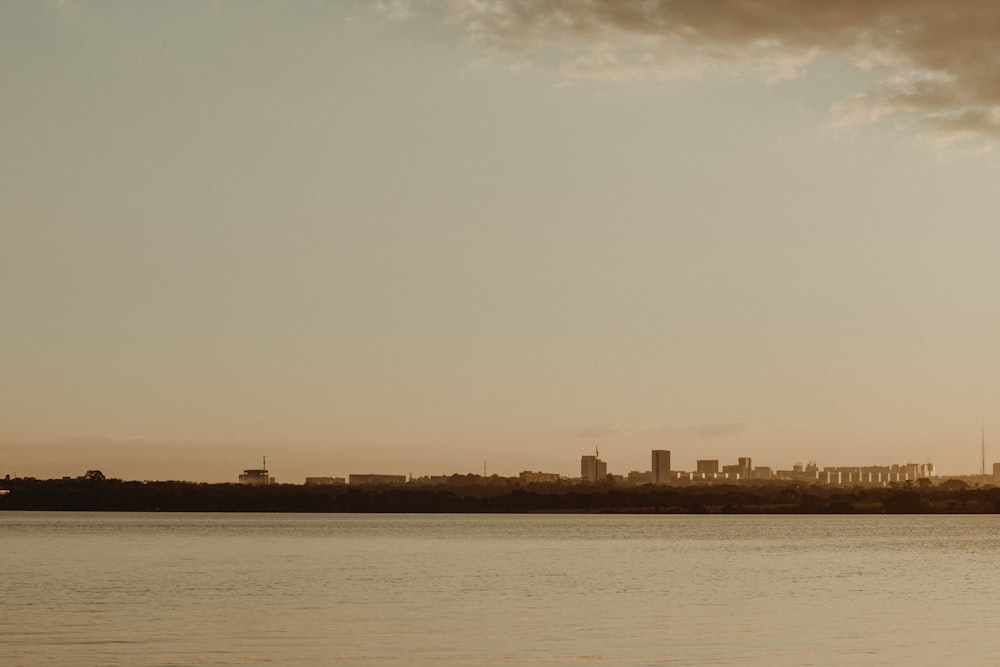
[3, 1, 1000, 482]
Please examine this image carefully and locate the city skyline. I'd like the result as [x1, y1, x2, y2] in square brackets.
[0, 439, 969, 485]
[3, 2, 1000, 483]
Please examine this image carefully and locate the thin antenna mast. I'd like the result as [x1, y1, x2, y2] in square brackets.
[981, 425, 985, 477]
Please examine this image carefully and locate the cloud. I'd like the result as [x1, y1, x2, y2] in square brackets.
[445, 1, 1000, 145]
[372, 0, 416, 21]
[575, 422, 665, 438]
[696, 422, 746, 438]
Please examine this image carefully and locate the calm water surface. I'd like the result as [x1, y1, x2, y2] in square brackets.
[3, 512, 1000, 666]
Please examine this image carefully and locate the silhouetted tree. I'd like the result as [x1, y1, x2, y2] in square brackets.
[883, 491, 925, 513]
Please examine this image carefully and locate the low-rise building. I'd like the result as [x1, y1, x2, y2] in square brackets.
[628, 470, 653, 484]
[304, 477, 345, 485]
[239, 469, 274, 485]
[696, 460, 719, 475]
[519, 471, 561, 484]
[349, 474, 406, 485]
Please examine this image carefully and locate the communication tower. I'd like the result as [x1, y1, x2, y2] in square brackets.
[981, 426, 986, 477]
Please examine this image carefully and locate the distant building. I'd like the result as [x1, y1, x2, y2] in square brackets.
[721, 464, 742, 479]
[775, 462, 819, 482]
[714, 458, 753, 481]
[519, 471, 561, 484]
[696, 460, 719, 476]
[304, 477, 345, 485]
[239, 457, 274, 485]
[239, 469, 274, 486]
[651, 450, 671, 484]
[348, 474, 406, 485]
[411, 475, 453, 485]
[994, 462, 1000, 481]
[580, 455, 607, 482]
[628, 470, 653, 484]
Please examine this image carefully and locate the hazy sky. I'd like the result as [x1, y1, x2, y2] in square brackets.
[3, 1, 1000, 482]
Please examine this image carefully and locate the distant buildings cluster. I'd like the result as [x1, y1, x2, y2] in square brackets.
[237, 449, 939, 488]
[580, 451, 935, 486]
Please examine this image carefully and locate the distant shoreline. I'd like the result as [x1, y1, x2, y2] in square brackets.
[2, 477, 997, 513]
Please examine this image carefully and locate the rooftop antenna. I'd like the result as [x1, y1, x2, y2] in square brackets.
[981, 425, 985, 477]
[263, 455, 267, 471]
[483, 459, 487, 477]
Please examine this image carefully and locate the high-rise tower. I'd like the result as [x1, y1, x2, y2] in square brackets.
[580, 453, 607, 482]
[652, 450, 671, 484]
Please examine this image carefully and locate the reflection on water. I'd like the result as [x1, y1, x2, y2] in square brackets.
[3, 513, 1000, 666]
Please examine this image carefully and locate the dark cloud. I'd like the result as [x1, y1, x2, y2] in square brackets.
[696, 422, 745, 438]
[448, 0, 1000, 143]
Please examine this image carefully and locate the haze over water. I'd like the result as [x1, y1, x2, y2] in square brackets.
[5, 512, 1000, 666]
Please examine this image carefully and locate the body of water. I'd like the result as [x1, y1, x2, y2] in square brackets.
[3, 512, 1000, 665]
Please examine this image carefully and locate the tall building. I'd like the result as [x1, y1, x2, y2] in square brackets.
[652, 450, 671, 484]
[581, 455, 607, 482]
[738, 457, 752, 479]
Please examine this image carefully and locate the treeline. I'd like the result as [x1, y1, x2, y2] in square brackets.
[3, 477, 1000, 513]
